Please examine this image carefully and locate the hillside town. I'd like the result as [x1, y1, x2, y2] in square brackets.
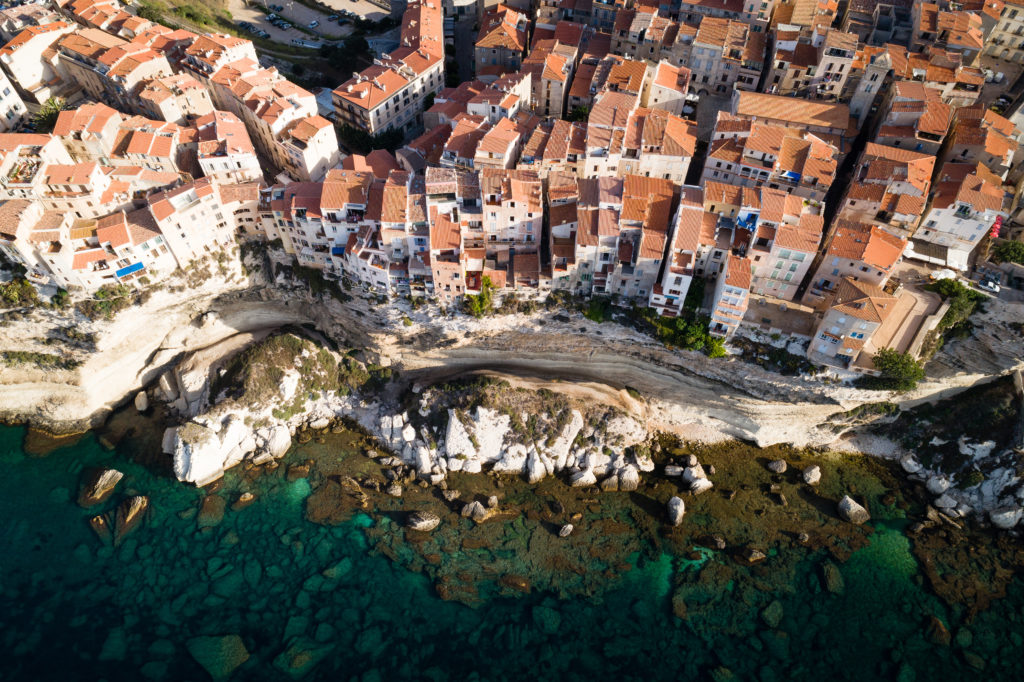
[1, 0, 1024, 375]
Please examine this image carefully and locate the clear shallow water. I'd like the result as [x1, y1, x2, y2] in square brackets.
[1, 424, 1022, 681]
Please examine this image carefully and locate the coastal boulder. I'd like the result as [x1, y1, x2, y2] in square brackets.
[667, 496, 685, 526]
[837, 495, 870, 525]
[77, 468, 124, 507]
[113, 495, 149, 546]
[802, 465, 821, 486]
[990, 506, 1023, 529]
[406, 511, 441, 532]
[266, 425, 291, 459]
[682, 465, 706, 484]
[569, 469, 597, 488]
[767, 460, 787, 474]
[900, 456, 923, 474]
[461, 500, 495, 524]
[618, 465, 640, 492]
[690, 478, 714, 495]
[926, 476, 950, 495]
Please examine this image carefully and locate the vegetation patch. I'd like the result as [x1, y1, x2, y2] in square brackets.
[75, 284, 137, 321]
[857, 348, 926, 392]
[0, 350, 81, 371]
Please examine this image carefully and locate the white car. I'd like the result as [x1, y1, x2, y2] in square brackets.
[309, 20, 319, 28]
[979, 279, 1001, 294]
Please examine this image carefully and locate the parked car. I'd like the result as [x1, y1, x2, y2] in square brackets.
[270, 4, 283, 11]
[328, 14, 338, 20]
[309, 20, 319, 28]
[267, 13, 277, 20]
[979, 278, 1001, 294]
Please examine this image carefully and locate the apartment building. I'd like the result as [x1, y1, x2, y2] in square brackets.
[907, 162, 1009, 271]
[650, 186, 710, 317]
[521, 40, 576, 118]
[148, 177, 238, 265]
[478, 167, 543, 257]
[806, 219, 906, 301]
[0, 21, 77, 104]
[984, 0, 1024, 63]
[677, 0, 776, 31]
[731, 90, 854, 154]
[703, 113, 840, 202]
[473, 116, 530, 169]
[0, 4, 60, 43]
[333, 0, 445, 135]
[441, 113, 491, 168]
[945, 104, 1020, 180]
[583, 90, 637, 177]
[746, 189, 823, 300]
[610, 8, 680, 63]
[837, 142, 936, 238]
[137, 72, 214, 124]
[538, 119, 587, 176]
[55, 29, 173, 114]
[0, 68, 25, 132]
[766, 28, 857, 100]
[809, 276, 897, 368]
[709, 253, 751, 337]
[874, 82, 953, 156]
[618, 107, 697, 183]
[278, 115, 341, 182]
[688, 17, 765, 95]
[600, 174, 673, 301]
[194, 110, 262, 184]
[644, 61, 692, 116]
[474, 4, 528, 79]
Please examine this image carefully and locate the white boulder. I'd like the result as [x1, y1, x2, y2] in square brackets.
[667, 496, 685, 526]
[690, 478, 714, 495]
[926, 476, 950, 495]
[802, 465, 821, 486]
[989, 507, 1023, 529]
[900, 456, 923, 474]
[837, 495, 870, 524]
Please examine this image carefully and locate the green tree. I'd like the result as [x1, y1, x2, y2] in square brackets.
[32, 97, 68, 134]
[463, 276, 494, 318]
[864, 348, 925, 392]
[992, 240, 1024, 265]
[566, 106, 589, 123]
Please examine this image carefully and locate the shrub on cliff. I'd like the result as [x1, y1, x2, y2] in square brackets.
[859, 348, 925, 392]
[0, 277, 39, 308]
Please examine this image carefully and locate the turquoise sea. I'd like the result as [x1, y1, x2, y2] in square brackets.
[1, 422, 1022, 681]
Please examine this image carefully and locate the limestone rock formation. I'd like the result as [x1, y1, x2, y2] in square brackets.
[667, 496, 685, 526]
[838, 495, 870, 524]
[77, 468, 123, 507]
[406, 510, 440, 532]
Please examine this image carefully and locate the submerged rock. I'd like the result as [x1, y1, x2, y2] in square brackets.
[761, 600, 783, 629]
[925, 615, 951, 647]
[802, 465, 821, 486]
[198, 495, 226, 528]
[89, 514, 113, 545]
[77, 468, 124, 508]
[821, 561, 845, 595]
[532, 605, 561, 635]
[667, 496, 685, 526]
[406, 511, 440, 532]
[837, 495, 870, 525]
[113, 496, 149, 546]
[186, 635, 250, 680]
[231, 492, 256, 512]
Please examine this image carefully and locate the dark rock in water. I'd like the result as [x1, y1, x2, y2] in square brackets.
[274, 636, 332, 678]
[90, 513, 113, 545]
[767, 459, 787, 474]
[698, 534, 727, 551]
[925, 615, 951, 647]
[797, 532, 810, 546]
[406, 511, 440, 532]
[305, 477, 367, 526]
[551, 500, 564, 515]
[113, 496, 149, 546]
[231, 492, 256, 512]
[186, 635, 249, 680]
[737, 547, 766, 565]
[710, 667, 736, 682]
[498, 574, 531, 593]
[671, 589, 688, 620]
[198, 495, 226, 528]
[838, 495, 870, 525]
[558, 523, 574, 538]
[761, 600, 783, 629]
[532, 605, 561, 634]
[98, 626, 127, 661]
[287, 463, 311, 482]
[77, 468, 124, 507]
[821, 561, 845, 594]
[963, 651, 985, 671]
